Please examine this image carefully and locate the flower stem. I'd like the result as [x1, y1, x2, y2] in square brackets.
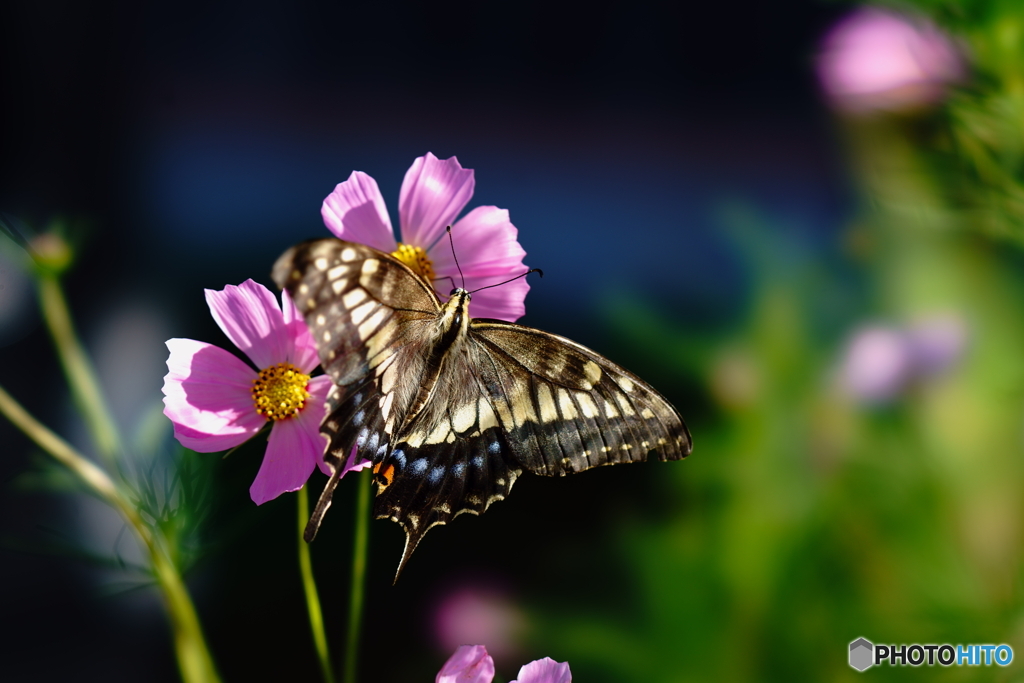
[343, 471, 371, 683]
[37, 273, 123, 465]
[0, 383, 220, 683]
[299, 487, 336, 683]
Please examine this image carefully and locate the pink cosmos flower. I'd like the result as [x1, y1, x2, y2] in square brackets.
[817, 7, 963, 113]
[436, 645, 571, 683]
[162, 279, 364, 504]
[322, 152, 530, 322]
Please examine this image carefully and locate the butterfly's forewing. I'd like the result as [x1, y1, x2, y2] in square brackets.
[272, 239, 441, 539]
[469, 322, 692, 474]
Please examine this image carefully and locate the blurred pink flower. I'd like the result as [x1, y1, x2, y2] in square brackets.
[437, 645, 571, 683]
[840, 326, 911, 402]
[839, 313, 968, 402]
[322, 152, 530, 321]
[817, 7, 963, 112]
[162, 279, 368, 504]
[434, 585, 526, 662]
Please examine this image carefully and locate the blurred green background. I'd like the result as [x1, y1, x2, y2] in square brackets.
[3, 0, 1024, 681]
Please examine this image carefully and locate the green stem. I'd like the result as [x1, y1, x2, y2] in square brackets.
[37, 273, 123, 465]
[299, 487, 336, 683]
[343, 472, 371, 683]
[0, 383, 220, 683]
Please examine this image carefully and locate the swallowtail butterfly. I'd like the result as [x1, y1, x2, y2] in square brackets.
[272, 238, 692, 577]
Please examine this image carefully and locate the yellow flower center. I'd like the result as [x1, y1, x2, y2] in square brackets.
[251, 362, 311, 421]
[391, 243, 436, 283]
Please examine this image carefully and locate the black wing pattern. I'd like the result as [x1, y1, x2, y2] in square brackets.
[273, 238, 692, 578]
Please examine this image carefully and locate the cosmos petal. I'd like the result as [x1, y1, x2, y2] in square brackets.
[300, 375, 334, 476]
[512, 658, 572, 683]
[250, 414, 320, 505]
[161, 338, 265, 451]
[433, 205, 529, 321]
[205, 279, 290, 370]
[399, 153, 475, 251]
[436, 645, 495, 683]
[281, 290, 321, 373]
[322, 171, 397, 252]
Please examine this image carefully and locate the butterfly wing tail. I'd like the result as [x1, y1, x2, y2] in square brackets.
[393, 528, 425, 583]
[304, 465, 345, 543]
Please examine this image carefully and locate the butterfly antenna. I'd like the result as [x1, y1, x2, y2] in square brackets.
[469, 268, 544, 294]
[446, 225, 465, 289]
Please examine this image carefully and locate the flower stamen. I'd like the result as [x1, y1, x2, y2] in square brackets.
[391, 243, 437, 284]
[252, 362, 311, 421]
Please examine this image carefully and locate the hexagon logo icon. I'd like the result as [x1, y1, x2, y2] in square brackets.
[849, 638, 874, 671]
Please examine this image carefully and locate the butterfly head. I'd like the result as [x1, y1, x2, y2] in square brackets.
[441, 287, 472, 335]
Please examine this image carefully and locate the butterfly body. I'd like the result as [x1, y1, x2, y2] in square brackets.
[273, 238, 692, 577]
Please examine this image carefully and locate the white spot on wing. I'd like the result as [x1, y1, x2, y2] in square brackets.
[380, 391, 395, 420]
[451, 402, 477, 433]
[380, 364, 396, 394]
[359, 258, 379, 286]
[536, 383, 557, 423]
[510, 388, 537, 425]
[616, 376, 635, 393]
[342, 288, 367, 309]
[576, 393, 598, 419]
[424, 419, 451, 445]
[583, 361, 602, 387]
[603, 399, 619, 419]
[314, 257, 328, 271]
[478, 397, 498, 431]
[614, 392, 636, 417]
[557, 388, 578, 420]
[349, 300, 376, 326]
[358, 308, 387, 341]
[341, 247, 357, 262]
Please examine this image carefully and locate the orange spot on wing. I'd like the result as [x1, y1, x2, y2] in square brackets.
[374, 463, 396, 492]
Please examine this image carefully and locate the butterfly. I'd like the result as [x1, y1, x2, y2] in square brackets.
[272, 238, 692, 578]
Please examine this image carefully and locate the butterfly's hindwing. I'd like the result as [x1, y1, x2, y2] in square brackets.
[370, 348, 521, 570]
[273, 237, 692, 577]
